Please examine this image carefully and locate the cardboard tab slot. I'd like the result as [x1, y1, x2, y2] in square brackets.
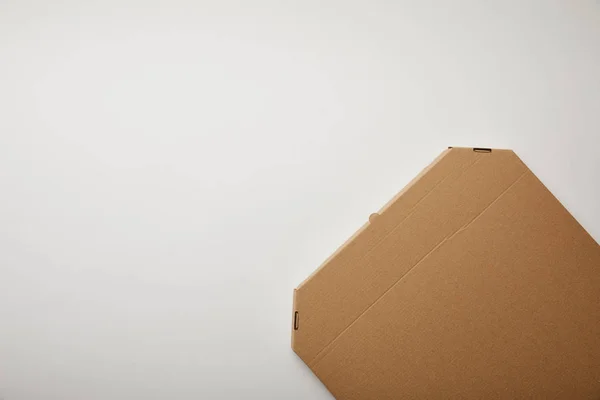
[473, 147, 492, 153]
[294, 312, 299, 330]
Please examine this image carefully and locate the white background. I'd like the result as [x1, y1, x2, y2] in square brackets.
[1, 1, 599, 399]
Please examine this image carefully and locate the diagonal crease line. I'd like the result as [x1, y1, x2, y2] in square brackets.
[306, 155, 483, 363]
[387, 156, 485, 232]
[298, 150, 468, 291]
[337, 155, 483, 271]
[301, 153, 483, 326]
[309, 168, 529, 368]
[377, 148, 463, 215]
[372, 155, 483, 241]
[308, 233, 451, 368]
[447, 170, 530, 242]
[304, 155, 482, 352]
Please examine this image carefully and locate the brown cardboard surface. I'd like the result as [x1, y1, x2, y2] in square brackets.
[292, 147, 600, 399]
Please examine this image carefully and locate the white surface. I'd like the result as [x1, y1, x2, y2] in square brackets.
[1, 1, 599, 399]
